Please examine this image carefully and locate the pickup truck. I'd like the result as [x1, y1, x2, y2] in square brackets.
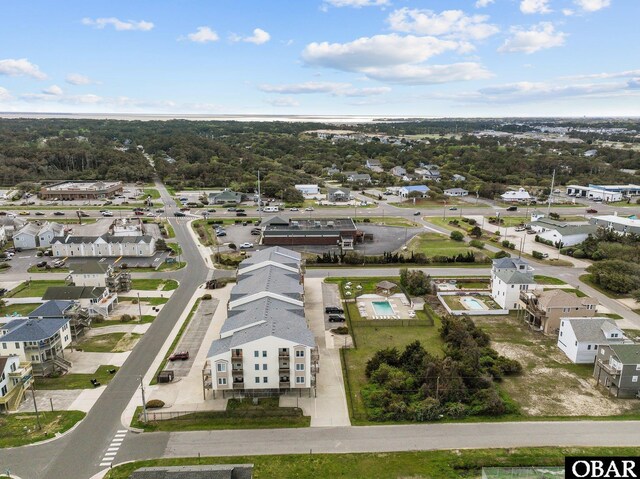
[169, 351, 189, 361]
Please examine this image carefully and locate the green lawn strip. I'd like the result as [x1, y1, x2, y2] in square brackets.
[35, 365, 119, 390]
[308, 262, 490, 269]
[0, 410, 85, 448]
[76, 332, 141, 353]
[129, 261, 186, 272]
[533, 275, 567, 285]
[150, 299, 201, 385]
[131, 279, 179, 291]
[167, 243, 182, 255]
[119, 296, 169, 306]
[0, 302, 41, 316]
[143, 188, 161, 199]
[602, 313, 624, 320]
[407, 232, 478, 258]
[579, 274, 629, 299]
[355, 217, 419, 227]
[131, 398, 309, 432]
[7, 280, 66, 298]
[27, 266, 71, 273]
[91, 315, 155, 328]
[104, 447, 640, 479]
[165, 223, 176, 238]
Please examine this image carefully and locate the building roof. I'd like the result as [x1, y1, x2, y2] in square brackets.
[563, 317, 620, 343]
[28, 300, 76, 318]
[609, 344, 640, 365]
[233, 266, 302, 299]
[400, 185, 430, 193]
[51, 234, 154, 245]
[327, 186, 350, 196]
[531, 218, 598, 237]
[536, 289, 598, 310]
[261, 215, 289, 227]
[221, 297, 304, 336]
[207, 336, 233, 358]
[444, 188, 469, 194]
[590, 215, 640, 229]
[501, 188, 531, 200]
[347, 173, 371, 181]
[239, 246, 301, 267]
[14, 223, 41, 237]
[71, 261, 110, 275]
[492, 257, 530, 270]
[42, 286, 106, 301]
[39, 222, 64, 236]
[494, 269, 536, 285]
[367, 159, 382, 166]
[376, 280, 397, 289]
[208, 190, 243, 201]
[1, 317, 69, 342]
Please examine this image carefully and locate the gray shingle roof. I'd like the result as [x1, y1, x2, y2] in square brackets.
[261, 215, 288, 226]
[239, 247, 300, 267]
[609, 344, 640, 365]
[493, 257, 529, 270]
[1, 317, 69, 342]
[563, 317, 620, 342]
[232, 266, 302, 301]
[531, 219, 598, 237]
[28, 300, 75, 318]
[15, 223, 41, 237]
[42, 286, 105, 301]
[221, 297, 304, 336]
[494, 269, 535, 285]
[207, 336, 232, 358]
[70, 261, 110, 275]
[228, 317, 315, 350]
[51, 234, 153, 244]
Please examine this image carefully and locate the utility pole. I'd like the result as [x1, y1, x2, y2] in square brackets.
[257, 170, 262, 222]
[546, 168, 556, 217]
[137, 292, 142, 320]
[30, 384, 41, 430]
[139, 376, 148, 423]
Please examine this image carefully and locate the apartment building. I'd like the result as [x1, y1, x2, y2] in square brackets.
[51, 234, 156, 257]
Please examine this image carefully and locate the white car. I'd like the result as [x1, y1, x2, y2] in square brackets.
[305, 207, 314, 211]
[289, 207, 299, 211]
[146, 212, 157, 217]
[101, 211, 113, 217]
[239, 242, 254, 249]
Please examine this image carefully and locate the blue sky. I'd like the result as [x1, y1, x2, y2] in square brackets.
[0, 0, 638, 116]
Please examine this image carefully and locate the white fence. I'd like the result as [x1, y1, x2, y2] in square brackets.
[437, 292, 509, 316]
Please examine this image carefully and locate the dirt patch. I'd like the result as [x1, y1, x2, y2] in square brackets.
[113, 332, 141, 352]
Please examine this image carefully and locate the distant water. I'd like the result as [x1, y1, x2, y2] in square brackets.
[0, 112, 428, 123]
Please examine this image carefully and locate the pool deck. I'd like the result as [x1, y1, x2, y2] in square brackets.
[356, 293, 415, 319]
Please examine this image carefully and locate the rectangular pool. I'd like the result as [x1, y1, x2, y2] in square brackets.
[372, 300, 394, 316]
[461, 297, 485, 311]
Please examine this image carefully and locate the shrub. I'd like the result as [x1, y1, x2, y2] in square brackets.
[145, 399, 165, 409]
[532, 250, 545, 260]
[120, 314, 133, 322]
[332, 326, 349, 335]
[501, 240, 515, 249]
[469, 239, 485, 249]
[201, 293, 212, 300]
[450, 231, 464, 242]
[572, 249, 586, 258]
[362, 218, 371, 223]
[494, 251, 510, 259]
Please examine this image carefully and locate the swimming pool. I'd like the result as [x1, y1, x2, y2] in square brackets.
[461, 297, 485, 311]
[372, 300, 394, 316]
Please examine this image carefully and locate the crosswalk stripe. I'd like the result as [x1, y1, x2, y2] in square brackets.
[104, 452, 117, 457]
[100, 462, 112, 467]
[114, 434, 126, 438]
[117, 429, 127, 433]
[111, 438, 124, 442]
[107, 447, 119, 452]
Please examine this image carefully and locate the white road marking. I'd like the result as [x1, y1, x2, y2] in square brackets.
[107, 447, 119, 452]
[117, 429, 127, 433]
[100, 462, 112, 467]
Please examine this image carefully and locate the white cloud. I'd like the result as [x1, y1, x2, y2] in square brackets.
[520, 0, 552, 14]
[65, 73, 93, 85]
[498, 22, 566, 54]
[362, 62, 493, 84]
[230, 28, 271, 45]
[259, 81, 391, 96]
[561, 69, 640, 80]
[187, 26, 219, 43]
[473, 80, 637, 102]
[42, 85, 63, 96]
[475, 0, 495, 7]
[0, 87, 12, 102]
[323, 0, 389, 8]
[265, 97, 300, 107]
[574, 0, 611, 12]
[562, 8, 575, 15]
[0, 58, 47, 80]
[81, 17, 154, 31]
[302, 34, 469, 71]
[387, 8, 499, 40]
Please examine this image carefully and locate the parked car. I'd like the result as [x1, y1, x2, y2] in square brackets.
[586, 208, 598, 213]
[53, 211, 65, 216]
[325, 306, 344, 314]
[448, 207, 458, 211]
[239, 242, 254, 249]
[101, 211, 114, 217]
[174, 211, 186, 217]
[250, 228, 261, 235]
[526, 229, 537, 235]
[290, 207, 299, 211]
[147, 212, 157, 217]
[207, 209, 216, 213]
[0, 212, 6, 216]
[52, 259, 65, 268]
[515, 226, 526, 232]
[328, 315, 346, 322]
[413, 211, 421, 216]
[541, 253, 549, 258]
[305, 207, 314, 211]
[156, 208, 165, 213]
[34, 211, 45, 216]
[36, 261, 47, 268]
[169, 351, 189, 361]
[506, 206, 518, 211]
[216, 230, 227, 237]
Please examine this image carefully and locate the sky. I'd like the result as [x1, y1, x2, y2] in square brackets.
[0, 0, 638, 117]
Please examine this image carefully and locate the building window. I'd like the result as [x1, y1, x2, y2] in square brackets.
[296, 364, 305, 371]
[14, 342, 20, 349]
[636, 364, 640, 371]
[255, 377, 260, 384]
[1, 343, 5, 350]
[633, 376, 639, 383]
[560, 332, 563, 337]
[563, 308, 570, 313]
[296, 350, 305, 357]
[1, 385, 6, 396]
[575, 341, 577, 346]
[263, 377, 268, 383]
[254, 351, 259, 358]
[254, 364, 259, 371]
[262, 364, 267, 370]
[262, 351, 267, 357]
[587, 345, 591, 350]
[296, 376, 305, 384]
[218, 378, 227, 385]
[216, 363, 226, 373]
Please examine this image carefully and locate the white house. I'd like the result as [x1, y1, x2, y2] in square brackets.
[590, 214, 640, 236]
[51, 234, 156, 257]
[390, 166, 407, 177]
[530, 218, 598, 247]
[69, 261, 114, 287]
[365, 159, 383, 172]
[444, 188, 469, 197]
[42, 286, 119, 317]
[490, 257, 537, 310]
[0, 355, 33, 412]
[452, 174, 466, 182]
[501, 188, 532, 202]
[294, 184, 319, 196]
[398, 185, 430, 198]
[0, 225, 6, 247]
[13, 222, 65, 250]
[558, 317, 627, 364]
[37, 222, 65, 248]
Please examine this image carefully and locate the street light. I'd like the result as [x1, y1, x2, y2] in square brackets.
[139, 375, 148, 423]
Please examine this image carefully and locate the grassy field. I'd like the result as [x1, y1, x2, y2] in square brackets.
[103, 447, 640, 479]
[167, 243, 182, 255]
[131, 398, 309, 432]
[119, 296, 169, 306]
[0, 302, 41, 316]
[579, 274, 629, 299]
[77, 332, 141, 353]
[131, 279, 179, 291]
[0, 410, 85, 448]
[91, 314, 155, 328]
[36, 365, 119, 390]
[143, 188, 161, 199]
[534, 275, 567, 285]
[356, 217, 419, 227]
[407, 232, 477, 257]
[7, 280, 66, 298]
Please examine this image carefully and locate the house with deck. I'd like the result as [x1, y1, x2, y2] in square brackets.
[593, 344, 640, 398]
[558, 317, 628, 364]
[520, 289, 598, 335]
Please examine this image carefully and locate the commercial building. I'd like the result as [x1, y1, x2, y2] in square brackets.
[590, 214, 640, 236]
[260, 216, 359, 250]
[444, 188, 469, 197]
[39, 181, 123, 200]
[501, 187, 532, 202]
[13, 221, 65, 250]
[593, 344, 640, 398]
[51, 234, 156, 257]
[566, 184, 640, 201]
[326, 187, 350, 202]
[529, 218, 597, 247]
[558, 317, 627, 364]
[204, 247, 317, 397]
[208, 189, 244, 205]
[294, 184, 319, 196]
[520, 289, 598, 335]
[398, 185, 430, 198]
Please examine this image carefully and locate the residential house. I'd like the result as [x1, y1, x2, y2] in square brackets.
[345, 173, 371, 184]
[51, 234, 156, 257]
[491, 269, 537, 310]
[390, 166, 407, 177]
[208, 189, 244, 205]
[590, 214, 640, 236]
[558, 317, 627, 364]
[398, 185, 430, 199]
[13, 222, 65, 250]
[593, 344, 640, 398]
[327, 187, 351, 203]
[491, 256, 532, 275]
[584, 149, 598, 157]
[325, 165, 341, 176]
[37, 222, 65, 248]
[415, 167, 441, 182]
[0, 355, 33, 413]
[205, 247, 317, 396]
[43, 286, 118, 317]
[365, 159, 383, 172]
[294, 185, 319, 196]
[530, 218, 597, 247]
[520, 289, 598, 335]
[501, 188, 532, 202]
[68, 260, 131, 291]
[452, 174, 466, 182]
[0, 217, 26, 239]
[444, 188, 469, 197]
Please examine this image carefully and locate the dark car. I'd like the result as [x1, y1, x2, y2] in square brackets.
[169, 351, 189, 361]
[53, 211, 65, 216]
[235, 208, 245, 213]
[328, 315, 346, 323]
[506, 206, 518, 211]
[207, 209, 216, 213]
[78, 211, 90, 217]
[134, 211, 144, 216]
[35, 211, 45, 216]
[216, 230, 227, 237]
[413, 211, 421, 216]
[325, 306, 344, 314]
[250, 228, 261, 235]
[174, 211, 186, 217]
[0, 288, 7, 296]
[586, 208, 598, 213]
[36, 261, 47, 268]
[236, 212, 247, 217]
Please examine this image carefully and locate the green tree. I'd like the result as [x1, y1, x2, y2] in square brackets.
[450, 231, 464, 242]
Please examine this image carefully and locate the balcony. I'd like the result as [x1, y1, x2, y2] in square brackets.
[278, 351, 290, 358]
[279, 362, 290, 372]
[597, 359, 622, 376]
[231, 351, 243, 359]
[233, 382, 245, 390]
[8, 362, 33, 381]
[232, 366, 243, 375]
[279, 377, 290, 388]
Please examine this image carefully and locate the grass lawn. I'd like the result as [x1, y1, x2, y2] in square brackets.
[407, 232, 477, 258]
[143, 188, 161, 199]
[7, 280, 66, 298]
[0, 302, 41, 316]
[131, 397, 309, 432]
[120, 296, 169, 306]
[27, 266, 71, 274]
[533, 275, 567, 285]
[77, 332, 141, 353]
[167, 243, 182, 255]
[602, 313, 624, 320]
[425, 216, 465, 232]
[103, 447, 640, 479]
[35, 365, 119, 390]
[92, 315, 155, 328]
[0, 410, 85, 448]
[130, 262, 186, 272]
[356, 217, 419, 227]
[579, 274, 629, 299]
[131, 279, 179, 291]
